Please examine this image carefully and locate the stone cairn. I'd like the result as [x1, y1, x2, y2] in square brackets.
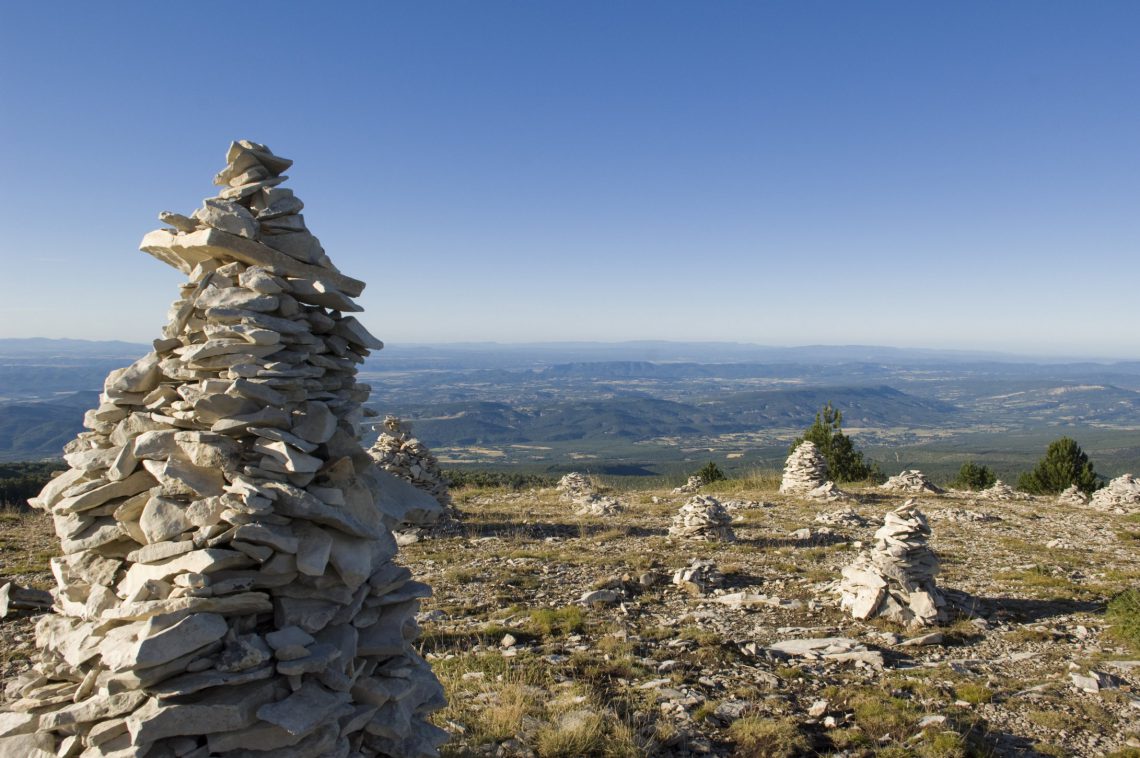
[368, 416, 454, 540]
[672, 476, 704, 495]
[1057, 484, 1090, 507]
[556, 472, 624, 516]
[980, 480, 1029, 501]
[1089, 474, 1140, 513]
[0, 141, 447, 757]
[672, 559, 724, 596]
[669, 496, 735, 541]
[779, 442, 828, 495]
[879, 469, 943, 495]
[837, 500, 945, 627]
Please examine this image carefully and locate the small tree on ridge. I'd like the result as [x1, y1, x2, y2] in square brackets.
[790, 402, 871, 483]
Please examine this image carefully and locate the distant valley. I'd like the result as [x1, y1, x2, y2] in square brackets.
[2, 339, 1139, 482]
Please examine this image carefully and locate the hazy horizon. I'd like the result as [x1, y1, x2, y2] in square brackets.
[2, 3, 1138, 355]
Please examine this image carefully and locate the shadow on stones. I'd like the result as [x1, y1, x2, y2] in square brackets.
[734, 532, 850, 550]
[951, 590, 1103, 623]
[461, 520, 668, 540]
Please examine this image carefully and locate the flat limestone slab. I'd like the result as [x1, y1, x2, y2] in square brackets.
[141, 228, 364, 296]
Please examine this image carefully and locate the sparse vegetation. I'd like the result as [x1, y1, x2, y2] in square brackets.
[1106, 588, 1140, 652]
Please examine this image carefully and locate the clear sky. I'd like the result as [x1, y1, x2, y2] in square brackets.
[1, 2, 1137, 357]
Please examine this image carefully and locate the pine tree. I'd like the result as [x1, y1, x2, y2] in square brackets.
[952, 461, 996, 491]
[1017, 437, 1099, 495]
[790, 402, 871, 483]
[697, 461, 726, 484]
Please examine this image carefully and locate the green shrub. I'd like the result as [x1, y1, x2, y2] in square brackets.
[1017, 437, 1099, 495]
[951, 461, 996, 491]
[696, 461, 726, 484]
[1106, 588, 1140, 652]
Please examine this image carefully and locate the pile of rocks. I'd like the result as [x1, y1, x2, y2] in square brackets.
[671, 559, 724, 595]
[837, 500, 945, 627]
[780, 442, 828, 495]
[1089, 474, 1140, 513]
[669, 496, 735, 541]
[573, 493, 625, 517]
[980, 480, 1029, 501]
[557, 472, 594, 501]
[1057, 484, 1090, 506]
[556, 472, 624, 516]
[807, 480, 851, 502]
[672, 476, 704, 495]
[368, 416, 452, 520]
[1, 142, 446, 757]
[879, 470, 943, 495]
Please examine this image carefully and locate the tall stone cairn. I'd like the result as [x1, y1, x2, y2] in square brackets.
[0, 141, 447, 757]
[368, 417, 453, 523]
[779, 441, 828, 495]
[837, 500, 945, 627]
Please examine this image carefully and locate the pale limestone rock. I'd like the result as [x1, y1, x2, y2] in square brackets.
[836, 499, 945, 627]
[879, 469, 943, 495]
[8, 141, 445, 758]
[780, 441, 828, 495]
[669, 495, 735, 541]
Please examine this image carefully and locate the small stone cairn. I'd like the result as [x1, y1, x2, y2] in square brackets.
[0, 141, 446, 757]
[1089, 474, 1140, 513]
[980, 480, 1029, 501]
[807, 480, 851, 502]
[1057, 484, 1090, 507]
[669, 496, 735, 541]
[672, 475, 704, 495]
[879, 469, 943, 495]
[557, 472, 624, 516]
[837, 500, 945, 627]
[779, 441, 828, 495]
[672, 559, 724, 595]
[368, 416, 454, 536]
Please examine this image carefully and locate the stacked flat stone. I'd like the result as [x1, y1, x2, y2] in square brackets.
[807, 480, 850, 502]
[0, 141, 447, 758]
[672, 476, 704, 495]
[368, 416, 452, 530]
[557, 473, 594, 501]
[1088, 474, 1140, 513]
[779, 442, 828, 495]
[837, 500, 944, 627]
[669, 496, 735, 541]
[572, 493, 625, 517]
[672, 559, 724, 595]
[980, 480, 1029, 501]
[1057, 484, 1090, 507]
[879, 470, 943, 495]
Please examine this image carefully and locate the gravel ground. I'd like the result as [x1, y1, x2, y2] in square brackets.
[3, 481, 1138, 757]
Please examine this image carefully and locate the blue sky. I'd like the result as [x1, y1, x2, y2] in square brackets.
[1, 2, 1137, 356]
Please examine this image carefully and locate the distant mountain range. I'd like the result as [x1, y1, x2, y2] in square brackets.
[2, 339, 1138, 467]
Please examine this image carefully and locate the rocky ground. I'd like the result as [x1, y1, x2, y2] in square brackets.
[3, 479, 1139, 757]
